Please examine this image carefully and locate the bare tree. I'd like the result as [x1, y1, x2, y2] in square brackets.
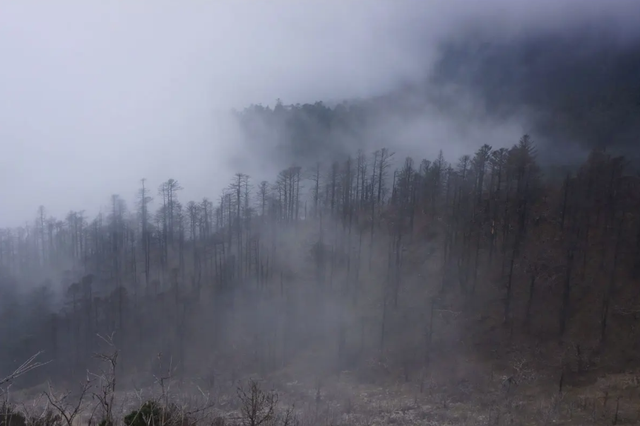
[236, 379, 278, 426]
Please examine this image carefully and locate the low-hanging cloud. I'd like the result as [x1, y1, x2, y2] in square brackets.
[0, 0, 639, 226]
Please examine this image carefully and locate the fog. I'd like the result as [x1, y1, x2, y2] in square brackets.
[2, 2, 640, 424]
[0, 1, 435, 226]
[1, 0, 639, 226]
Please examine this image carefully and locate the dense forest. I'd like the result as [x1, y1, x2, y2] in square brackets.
[3, 126, 640, 403]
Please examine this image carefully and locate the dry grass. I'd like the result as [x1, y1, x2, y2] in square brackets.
[6, 352, 640, 426]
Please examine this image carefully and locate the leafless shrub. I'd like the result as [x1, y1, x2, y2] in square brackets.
[152, 353, 177, 410]
[169, 385, 216, 426]
[43, 378, 92, 426]
[236, 380, 276, 426]
[235, 379, 297, 426]
[90, 333, 119, 426]
[120, 352, 215, 426]
[18, 394, 56, 426]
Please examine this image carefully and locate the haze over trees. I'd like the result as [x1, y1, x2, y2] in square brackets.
[3, 129, 640, 401]
[2, 1, 640, 424]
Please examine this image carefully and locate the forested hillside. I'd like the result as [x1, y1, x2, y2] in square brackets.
[231, 29, 640, 175]
[3, 131, 640, 421]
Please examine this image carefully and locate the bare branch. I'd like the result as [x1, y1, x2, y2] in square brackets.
[43, 378, 92, 426]
[0, 352, 50, 388]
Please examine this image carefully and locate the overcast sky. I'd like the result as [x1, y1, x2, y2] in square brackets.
[0, 0, 639, 226]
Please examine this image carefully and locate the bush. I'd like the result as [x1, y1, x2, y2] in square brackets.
[0, 405, 26, 426]
[124, 401, 193, 426]
[0, 404, 61, 426]
[124, 401, 165, 426]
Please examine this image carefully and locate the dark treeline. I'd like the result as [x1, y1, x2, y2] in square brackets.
[2, 135, 640, 389]
[234, 97, 424, 169]
[235, 100, 370, 167]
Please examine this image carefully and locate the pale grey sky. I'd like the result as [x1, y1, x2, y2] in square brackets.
[0, 0, 638, 226]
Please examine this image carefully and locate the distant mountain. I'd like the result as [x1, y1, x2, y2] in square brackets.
[429, 28, 640, 154]
[235, 27, 640, 169]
